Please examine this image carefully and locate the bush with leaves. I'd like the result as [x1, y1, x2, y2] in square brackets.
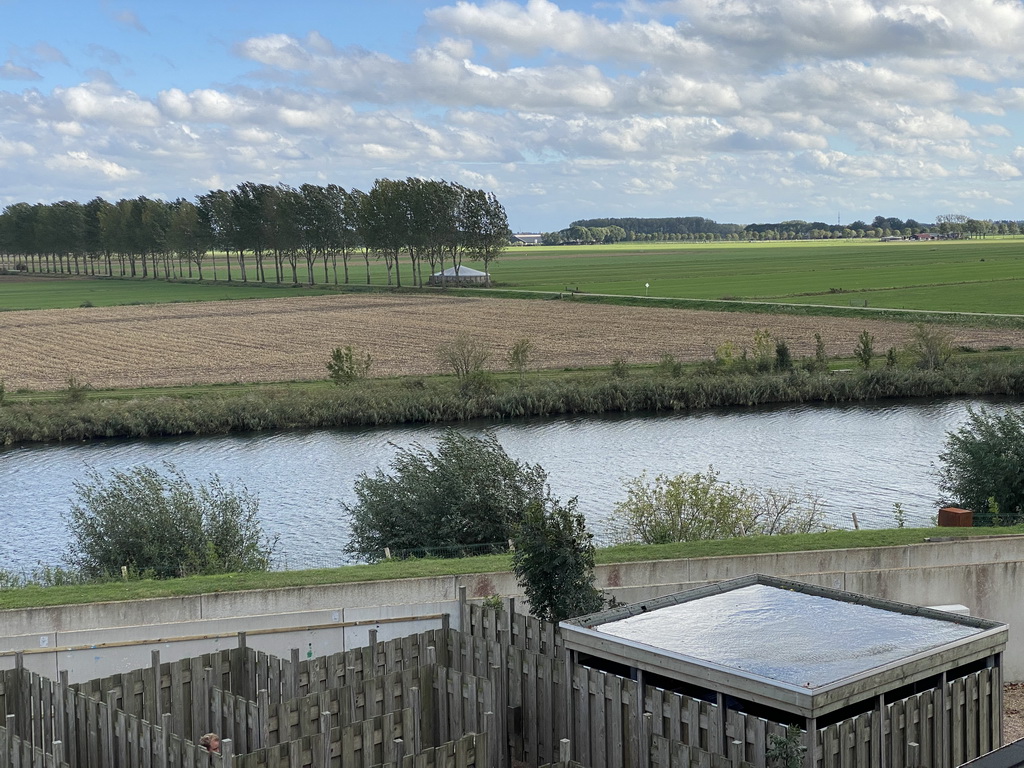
[438, 333, 489, 380]
[65, 464, 275, 579]
[344, 430, 548, 561]
[612, 468, 829, 544]
[938, 406, 1024, 523]
[511, 495, 605, 623]
[326, 345, 372, 385]
[854, 330, 875, 369]
[506, 338, 535, 381]
[909, 324, 953, 370]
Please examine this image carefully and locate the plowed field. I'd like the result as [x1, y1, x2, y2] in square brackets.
[2, 294, 1023, 391]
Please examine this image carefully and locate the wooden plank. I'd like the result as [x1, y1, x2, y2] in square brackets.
[966, 672, 979, 763]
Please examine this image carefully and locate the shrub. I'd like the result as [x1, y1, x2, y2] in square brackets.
[65, 464, 275, 579]
[774, 339, 793, 371]
[938, 406, 1024, 522]
[612, 468, 829, 544]
[0, 378, 5, 406]
[506, 338, 535, 381]
[610, 357, 630, 379]
[511, 495, 605, 623]
[909, 324, 953, 370]
[612, 468, 756, 544]
[657, 354, 684, 378]
[854, 330, 875, 369]
[326, 345, 372, 385]
[64, 373, 92, 403]
[438, 333, 489, 380]
[344, 430, 548, 561]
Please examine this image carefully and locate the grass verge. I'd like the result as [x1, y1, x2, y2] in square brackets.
[2, 525, 1022, 610]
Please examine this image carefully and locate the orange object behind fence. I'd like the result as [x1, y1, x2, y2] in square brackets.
[938, 507, 974, 527]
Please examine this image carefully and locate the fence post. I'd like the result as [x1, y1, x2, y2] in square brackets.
[257, 689, 270, 750]
[2, 714, 12, 766]
[220, 737, 233, 764]
[159, 712, 172, 768]
[642, 712, 653, 768]
[559, 738, 572, 764]
[151, 650, 162, 724]
[459, 586, 469, 636]
[56, 670, 68, 750]
[320, 709, 331, 768]
[288, 648, 300, 701]
[368, 630, 378, 677]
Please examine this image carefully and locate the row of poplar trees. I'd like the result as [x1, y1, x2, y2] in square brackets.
[0, 178, 511, 287]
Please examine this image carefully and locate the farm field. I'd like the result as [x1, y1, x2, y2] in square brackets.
[491, 239, 1024, 313]
[3, 292, 1024, 391]
[2, 238, 1021, 314]
[0, 274, 334, 310]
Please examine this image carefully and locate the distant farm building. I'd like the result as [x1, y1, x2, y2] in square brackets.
[512, 233, 544, 246]
[428, 265, 490, 286]
[912, 232, 938, 240]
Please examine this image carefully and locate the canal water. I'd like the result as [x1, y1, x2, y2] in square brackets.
[0, 398, 1016, 573]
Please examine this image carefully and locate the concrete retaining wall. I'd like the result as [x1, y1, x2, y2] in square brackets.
[3, 535, 1022, 682]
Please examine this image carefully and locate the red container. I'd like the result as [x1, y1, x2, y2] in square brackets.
[937, 507, 973, 527]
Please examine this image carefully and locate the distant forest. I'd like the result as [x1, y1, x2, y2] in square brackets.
[540, 214, 1022, 244]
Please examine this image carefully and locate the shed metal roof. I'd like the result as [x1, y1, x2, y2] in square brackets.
[561, 574, 1007, 717]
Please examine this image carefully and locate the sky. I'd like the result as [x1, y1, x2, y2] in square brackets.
[1, 0, 1022, 232]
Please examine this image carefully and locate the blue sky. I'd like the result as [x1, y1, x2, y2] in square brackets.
[2, 0, 1022, 231]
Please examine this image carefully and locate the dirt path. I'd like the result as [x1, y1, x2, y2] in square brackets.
[2, 293, 1023, 391]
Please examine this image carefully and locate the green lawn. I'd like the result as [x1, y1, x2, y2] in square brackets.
[3, 238, 1021, 314]
[490, 239, 1024, 313]
[0, 276, 336, 310]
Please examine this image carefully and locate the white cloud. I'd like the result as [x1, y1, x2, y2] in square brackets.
[44, 150, 134, 179]
[0, 61, 42, 81]
[58, 82, 160, 127]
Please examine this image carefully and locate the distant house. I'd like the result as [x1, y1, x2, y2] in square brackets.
[879, 235, 903, 242]
[911, 232, 938, 240]
[511, 233, 544, 246]
[428, 266, 490, 286]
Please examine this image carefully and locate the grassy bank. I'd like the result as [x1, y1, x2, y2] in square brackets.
[3, 353, 1024, 446]
[2, 525, 1021, 610]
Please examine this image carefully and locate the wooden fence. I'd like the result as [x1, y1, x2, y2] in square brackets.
[0, 598, 1004, 768]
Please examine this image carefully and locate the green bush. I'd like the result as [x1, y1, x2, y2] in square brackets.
[344, 430, 548, 561]
[938, 406, 1024, 523]
[909, 324, 953, 370]
[326, 345, 372, 385]
[65, 464, 275, 579]
[854, 330, 875, 369]
[438, 333, 489, 380]
[612, 468, 829, 544]
[511, 495, 605, 623]
[506, 338, 535, 381]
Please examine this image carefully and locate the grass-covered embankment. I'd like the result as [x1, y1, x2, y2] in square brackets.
[3, 353, 1024, 446]
[2, 525, 1021, 610]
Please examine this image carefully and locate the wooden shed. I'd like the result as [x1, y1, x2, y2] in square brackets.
[562, 573, 1008, 767]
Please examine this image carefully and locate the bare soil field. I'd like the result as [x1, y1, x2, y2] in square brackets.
[2, 294, 1023, 391]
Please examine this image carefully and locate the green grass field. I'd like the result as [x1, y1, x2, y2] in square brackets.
[2, 237, 1021, 314]
[491, 238, 1024, 313]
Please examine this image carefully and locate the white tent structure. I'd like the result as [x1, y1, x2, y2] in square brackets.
[428, 266, 490, 286]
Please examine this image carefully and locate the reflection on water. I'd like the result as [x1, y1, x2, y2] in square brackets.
[1, 398, 1017, 571]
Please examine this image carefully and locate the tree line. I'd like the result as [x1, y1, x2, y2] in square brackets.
[543, 214, 1023, 244]
[0, 179, 511, 286]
